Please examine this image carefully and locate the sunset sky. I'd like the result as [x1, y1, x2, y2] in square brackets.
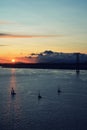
[0, 0, 87, 63]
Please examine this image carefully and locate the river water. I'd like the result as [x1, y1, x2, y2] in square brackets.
[0, 68, 87, 130]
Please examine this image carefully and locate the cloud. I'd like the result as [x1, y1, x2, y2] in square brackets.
[0, 20, 16, 24]
[0, 33, 63, 38]
[16, 56, 37, 63]
[28, 50, 87, 63]
[0, 44, 8, 47]
[0, 58, 10, 63]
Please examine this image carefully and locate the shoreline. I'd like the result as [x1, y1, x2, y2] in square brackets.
[0, 63, 87, 70]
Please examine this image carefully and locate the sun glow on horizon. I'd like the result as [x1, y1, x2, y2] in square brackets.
[11, 59, 16, 63]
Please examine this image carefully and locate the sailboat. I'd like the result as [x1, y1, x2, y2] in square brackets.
[38, 91, 42, 99]
[11, 88, 16, 95]
[57, 88, 61, 93]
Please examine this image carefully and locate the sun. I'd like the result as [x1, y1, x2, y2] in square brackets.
[11, 59, 16, 63]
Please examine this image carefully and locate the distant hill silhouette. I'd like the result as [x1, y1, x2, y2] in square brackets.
[0, 63, 87, 70]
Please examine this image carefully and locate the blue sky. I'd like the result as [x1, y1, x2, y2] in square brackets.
[1, 0, 87, 35]
[0, 0, 87, 62]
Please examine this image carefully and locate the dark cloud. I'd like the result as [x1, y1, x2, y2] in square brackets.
[31, 53, 37, 56]
[0, 33, 63, 38]
[43, 50, 54, 55]
[28, 50, 87, 63]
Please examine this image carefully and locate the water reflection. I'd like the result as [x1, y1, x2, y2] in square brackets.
[10, 69, 16, 91]
[6, 69, 21, 129]
[76, 70, 80, 77]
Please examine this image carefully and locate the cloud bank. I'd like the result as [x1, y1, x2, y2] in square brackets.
[26, 50, 87, 63]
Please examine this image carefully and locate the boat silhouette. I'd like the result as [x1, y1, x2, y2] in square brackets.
[38, 91, 42, 99]
[11, 88, 16, 95]
[57, 88, 61, 93]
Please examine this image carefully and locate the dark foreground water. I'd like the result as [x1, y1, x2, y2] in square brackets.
[0, 68, 87, 130]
